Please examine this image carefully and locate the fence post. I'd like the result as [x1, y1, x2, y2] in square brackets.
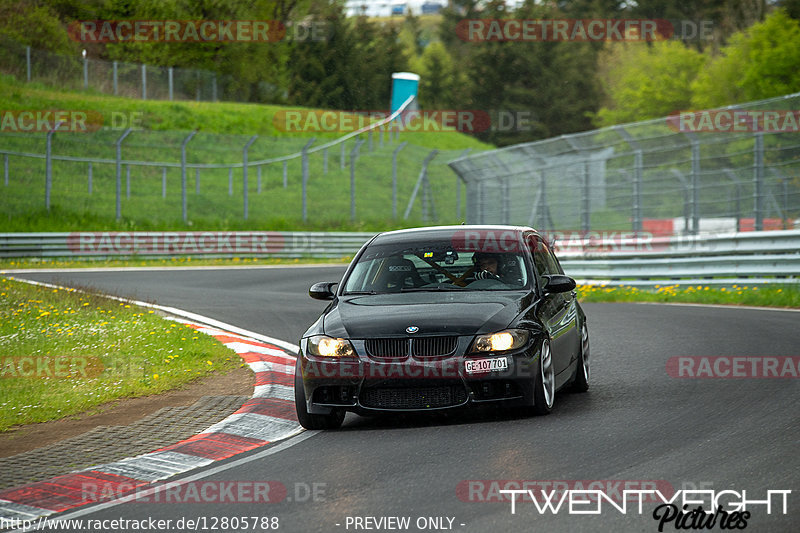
[162, 167, 167, 198]
[721, 169, 743, 233]
[88, 162, 93, 194]
[350, 139, 365, 222]
[670, 169, 691, 234]
[168, 67, 173, 101]
[614, 126, 644, 232]
[26, 46, 31, 82]
[243, 135, 258, 221]
[44, 122, 64, 211]
[126, 165, 131, 198]
[113, 61, 118, 95]
[228, 168, 233, 196]
[115, 128, 132, 220]
[282, 160, 288, 188]
[301, 138, 316, 222]
[455, 149, 471, 220]
[141, 64, 147, 100]
[257, 165, 262, 193]
[83, 54, 88, 89]
[195, 168, 200, 194]
[690, 137, 700, 234]
[4, 154, 8, 186]
[323, 148, 328, 175]
[368, 130, 373, 152]
[180, 131, 197, 223]
[392, 142, 407, 220]
[404, 150, 438, 220]
[753, 132, 764, 231]
[340, 141, 346, 170]
[212, 74, 218, 102]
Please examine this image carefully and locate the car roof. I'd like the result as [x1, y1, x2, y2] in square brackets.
[370, 225, 540, 245]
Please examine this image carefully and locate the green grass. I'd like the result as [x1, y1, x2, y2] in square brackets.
[0, 74, 492, 232]
[0, 276, 240, 431]
[0, 255, 351, 270]
[578, 283, 800, 308]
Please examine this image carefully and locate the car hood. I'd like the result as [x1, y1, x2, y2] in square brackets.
[321, 291, 530, 338]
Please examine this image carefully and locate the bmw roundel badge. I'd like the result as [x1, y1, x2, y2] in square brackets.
[406, 326, 419, 334]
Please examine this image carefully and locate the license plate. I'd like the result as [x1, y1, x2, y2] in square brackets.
[465, 357, 508, 374]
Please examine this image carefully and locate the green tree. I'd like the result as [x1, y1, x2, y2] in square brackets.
[594, 40, 704, 126]
[691, 9, 800, 108]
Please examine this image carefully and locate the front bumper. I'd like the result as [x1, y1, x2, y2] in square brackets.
[298, 336, 543, 414]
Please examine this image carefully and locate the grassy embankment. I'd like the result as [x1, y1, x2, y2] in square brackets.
[0, 277, 239, 431]
[577, 283, 800, 308]
[0, 75, 492, 232]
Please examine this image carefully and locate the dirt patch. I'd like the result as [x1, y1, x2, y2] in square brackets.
[0, 365, 254, 458]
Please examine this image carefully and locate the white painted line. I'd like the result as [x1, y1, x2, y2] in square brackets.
[224, 341, 295, 359]
[202, 412, 299, 442]
[253, 383, 294, 401]
[249, 361, 294, 375]
[0, 499, 51, 521]
[93, 452, 214, 482]
[632, 301, 800, 313]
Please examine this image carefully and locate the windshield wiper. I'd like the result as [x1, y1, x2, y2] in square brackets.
[400, 285, 464, 292]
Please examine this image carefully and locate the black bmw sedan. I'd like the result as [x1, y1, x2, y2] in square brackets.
[294, 225, 590, 429]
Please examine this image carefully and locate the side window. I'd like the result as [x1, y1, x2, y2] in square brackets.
[529, 236, 558, 277]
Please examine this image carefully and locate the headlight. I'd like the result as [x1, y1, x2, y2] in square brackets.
[307, 335, 356, 358]
[470, 329, 529, 353]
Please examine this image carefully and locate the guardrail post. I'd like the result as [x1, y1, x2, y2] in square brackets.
[243, 135, 258, 221]
[115, 128, 132, 220]
[180, 131, 197, 223]
[301, 138, 316, 222]
[392, 142, 407, 220]
[88, 162, 92, 194]
[350, 139, 365, 222]
[228, 168, 233, 196]
[126, 165, 131, 198]
[282, 160, 288, 188]
[162, 167, 167, 198]
[753, 132, 764, 231]
[45, 121, 64, 211]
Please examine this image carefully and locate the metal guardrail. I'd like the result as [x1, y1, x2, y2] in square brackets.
[1, 230, 798, 286]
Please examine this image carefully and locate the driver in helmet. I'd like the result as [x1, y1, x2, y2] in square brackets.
[472, 252, 502, 280]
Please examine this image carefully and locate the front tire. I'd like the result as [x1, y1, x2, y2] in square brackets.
[294, 357, 345, 430]
[531, 339, 555, 415]
[572, 322, 590, 393]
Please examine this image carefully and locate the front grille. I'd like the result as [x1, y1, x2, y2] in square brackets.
[365, 338, 408, 358]
[365, 336, 459, 358]
[360, 385, 468, 409]
[412, 336, 458, 357]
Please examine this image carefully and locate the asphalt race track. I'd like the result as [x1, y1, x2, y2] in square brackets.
[12, 267, 800, 532]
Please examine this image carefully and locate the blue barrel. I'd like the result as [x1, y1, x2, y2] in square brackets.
[390, 72, 420, 114]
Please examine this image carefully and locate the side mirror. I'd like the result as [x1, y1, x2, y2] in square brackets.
[309, 282, 337, 300]
[542, 274, 576, 294]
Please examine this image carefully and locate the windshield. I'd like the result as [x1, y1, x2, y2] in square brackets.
[342, 239, 529, 294]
